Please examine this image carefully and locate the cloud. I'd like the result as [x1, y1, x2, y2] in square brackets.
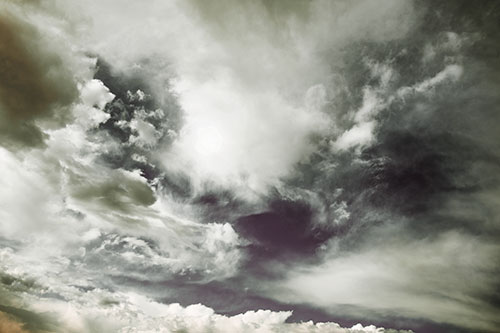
[0, 272, 413, 333]
[239, 3, 500, 332]
[331, 60, 464, 153]
[0, 141, 244, 282]
[165, 79, 328, 192]
[0, 6, 78, 149]
[274, 228, 500, 332]
[80, 79, 115, 110]
[112, 298, 412, 333]
[0, 61, 243, 286]
[1, 1, 499, 332]
[162, 0, 416, 192]
[333, 121, 376, 151]
[0, 312, 28, 333]
[397, 64, 463, 97]
[46, 0, 416, 193]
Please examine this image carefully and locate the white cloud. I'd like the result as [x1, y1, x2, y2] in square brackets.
[45, 0, 416, 193]
[165, 77, 327, 193]
[0, 70, 244, 282]
[0, 259, 413, 333]
[333, 121, 376, 152]
[332, 61, 464, 153]
[80, 79, 115, 110]
[273, 229, 500, 332]
[398, 64, 463, 97]
[130, 118, 159, 148]
[331, 63, 392, 152]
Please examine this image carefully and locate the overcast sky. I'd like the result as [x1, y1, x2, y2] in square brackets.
[1, 1, 500, 332]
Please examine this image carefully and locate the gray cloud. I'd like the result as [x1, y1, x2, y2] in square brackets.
[0, 10, 77, 149]
[257, 2, 500, 332]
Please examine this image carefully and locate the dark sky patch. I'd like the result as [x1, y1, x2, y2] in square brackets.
[189, 186, 261, 224]
[235, 199, 327, 257]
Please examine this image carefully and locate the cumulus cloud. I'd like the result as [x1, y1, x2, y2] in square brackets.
[0, 263, 412, 333]
[80, 79, 115, 110]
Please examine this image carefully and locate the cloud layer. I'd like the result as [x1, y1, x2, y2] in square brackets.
[1, 0, 499, 332]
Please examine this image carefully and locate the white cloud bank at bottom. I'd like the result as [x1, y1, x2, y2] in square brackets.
[100, 294, 412, 333]
[0, 274, 412, 333]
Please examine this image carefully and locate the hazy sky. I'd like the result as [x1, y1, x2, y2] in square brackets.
[1, 1, 499, 332]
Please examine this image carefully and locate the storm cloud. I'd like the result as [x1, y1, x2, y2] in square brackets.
[1, 0, 499, 332]
[0, 6, 77, 148]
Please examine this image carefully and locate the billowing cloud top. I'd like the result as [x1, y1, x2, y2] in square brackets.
[1, 0, 500, 332]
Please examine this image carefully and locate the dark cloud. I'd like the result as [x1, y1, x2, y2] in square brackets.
[0, 311, 29, 333]
[0, 12, 77, 149]
[277, 0, 500, 236]
[69, 170, 156, 213]
[0, 273, 38, 294]
[0, 305, 59, 333]
[263, 2, 500, 331]
[0, 272, 59, 333]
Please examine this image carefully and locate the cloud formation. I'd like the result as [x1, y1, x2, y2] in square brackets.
[1, 0, 499, 332]
[0, 5, 78, 148]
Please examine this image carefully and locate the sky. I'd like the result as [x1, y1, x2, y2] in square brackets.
[0, 0, 499, 332]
